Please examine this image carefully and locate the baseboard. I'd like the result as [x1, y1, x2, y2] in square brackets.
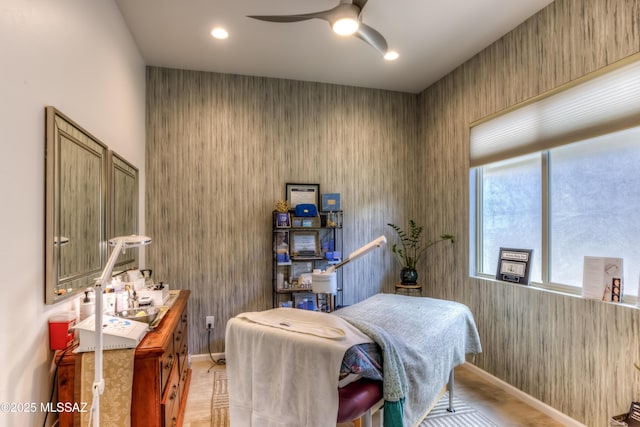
[190, 352, 226, 363]
[463, 363, 586, 427]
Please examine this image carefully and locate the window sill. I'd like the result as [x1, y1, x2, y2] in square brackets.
[471, 274, 639, 308]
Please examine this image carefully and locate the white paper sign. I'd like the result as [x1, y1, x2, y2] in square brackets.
[582, 256, 623, 301]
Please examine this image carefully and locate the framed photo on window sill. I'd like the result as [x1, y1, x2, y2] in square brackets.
[496, 248, 533, 285]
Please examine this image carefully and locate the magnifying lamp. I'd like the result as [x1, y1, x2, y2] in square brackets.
[312, 236, 386, 311]
[91, 235, 151, 427]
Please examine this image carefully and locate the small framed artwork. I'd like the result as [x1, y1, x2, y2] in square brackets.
[496, 248, 533, 285]
[321, 193, 341, 211]
[286, 183, 320, 210]
[290, 231, 320, 258]
[275, 212, 291, 228]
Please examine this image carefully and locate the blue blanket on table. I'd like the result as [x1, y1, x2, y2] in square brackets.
[335, 293, 482, 427]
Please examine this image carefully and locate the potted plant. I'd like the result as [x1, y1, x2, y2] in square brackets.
[387, 220, 455, 284]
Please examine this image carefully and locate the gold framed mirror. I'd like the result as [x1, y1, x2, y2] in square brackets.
[45, 107, 107, 303]
[108, 151, 139, 269]
[45, 107, 140, 304]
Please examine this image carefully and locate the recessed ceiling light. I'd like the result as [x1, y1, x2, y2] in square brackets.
[211, 27, 229, 39]
[384, 51, 399, 61]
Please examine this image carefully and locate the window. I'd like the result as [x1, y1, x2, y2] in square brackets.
[472, 127, 640, 297]
[470, 56, 640, 300]
[475, 154, 542, 284]
[548, 128, 640, 290]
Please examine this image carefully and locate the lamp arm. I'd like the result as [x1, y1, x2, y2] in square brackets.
[347, 235, 387, 260]
[92, 237, 125, 427]
[325, 235, 386, 273]
[97, 238, 126, 284]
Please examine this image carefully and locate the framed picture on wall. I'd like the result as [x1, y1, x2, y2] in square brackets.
[286, 183, 320, 209]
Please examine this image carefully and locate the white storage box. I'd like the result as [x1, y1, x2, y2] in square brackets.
[137, 283, 170, 306]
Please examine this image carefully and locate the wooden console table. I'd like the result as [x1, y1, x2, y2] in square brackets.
[56, 290, 191, 427]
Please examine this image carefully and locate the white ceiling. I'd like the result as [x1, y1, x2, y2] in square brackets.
[115, 0, 554, 94]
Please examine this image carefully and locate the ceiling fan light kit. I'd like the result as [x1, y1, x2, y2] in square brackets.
[329, 3, 360, 35]
[332, 17, 359, 36]
[248, 0, 396, 60]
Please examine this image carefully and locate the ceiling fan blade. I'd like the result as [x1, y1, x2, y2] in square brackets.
[354, 23, 388, 56]
[248, 7, 336, 24]
[247, 14, 320, 23]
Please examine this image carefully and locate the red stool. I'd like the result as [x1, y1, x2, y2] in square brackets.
[337, 379, 383, 427]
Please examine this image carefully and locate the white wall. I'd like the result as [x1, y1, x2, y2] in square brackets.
[0, 1, 145, 426]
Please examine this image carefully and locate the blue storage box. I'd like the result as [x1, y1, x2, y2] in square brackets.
[295, 204, 317, 217]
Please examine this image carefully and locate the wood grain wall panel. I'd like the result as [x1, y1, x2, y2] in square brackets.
[417, 0, 640, 426]
[146, 68, 416, 356]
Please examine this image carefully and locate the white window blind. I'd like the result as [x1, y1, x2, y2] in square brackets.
[470, 57, 640, 167]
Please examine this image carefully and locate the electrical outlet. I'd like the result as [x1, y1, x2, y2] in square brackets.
[206, 315, 215, 330]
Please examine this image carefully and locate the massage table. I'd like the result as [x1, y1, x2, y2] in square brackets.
[225, 293, 482, 427]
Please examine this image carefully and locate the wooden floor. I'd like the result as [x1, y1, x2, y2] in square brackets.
[452, 365, 566, 427]
[182, 358, 567, 427]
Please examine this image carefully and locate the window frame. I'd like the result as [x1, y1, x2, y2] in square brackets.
[471, 147, 639, 305]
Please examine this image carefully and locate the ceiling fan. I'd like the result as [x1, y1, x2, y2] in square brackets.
[247, 0, 398, 60]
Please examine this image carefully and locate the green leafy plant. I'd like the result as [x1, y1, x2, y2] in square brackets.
[387, 220, 455, 269]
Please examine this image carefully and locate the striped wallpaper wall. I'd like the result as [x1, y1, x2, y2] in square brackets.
[418, 0, 640, 426]
[145, 70, 417, 354]
[146, 0, 639, 425]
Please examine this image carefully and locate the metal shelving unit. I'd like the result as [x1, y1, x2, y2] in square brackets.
[272, 210, 343, 309]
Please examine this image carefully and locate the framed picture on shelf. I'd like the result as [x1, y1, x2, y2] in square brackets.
[321, 193, 341, 211]
[275, 212, 291, 228]
[290, 230, 320, 258]
[286, 183, 320, 210]
[495, 248, 533, 285]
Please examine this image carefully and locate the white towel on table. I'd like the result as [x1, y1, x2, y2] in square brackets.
[225, 308, 373, 427]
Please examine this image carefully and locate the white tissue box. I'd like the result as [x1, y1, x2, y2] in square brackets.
[137, 283, 170, 306]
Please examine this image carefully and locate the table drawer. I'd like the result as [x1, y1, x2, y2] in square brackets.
[162, 363, 180, 427]
[160, 340, 175, 393]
